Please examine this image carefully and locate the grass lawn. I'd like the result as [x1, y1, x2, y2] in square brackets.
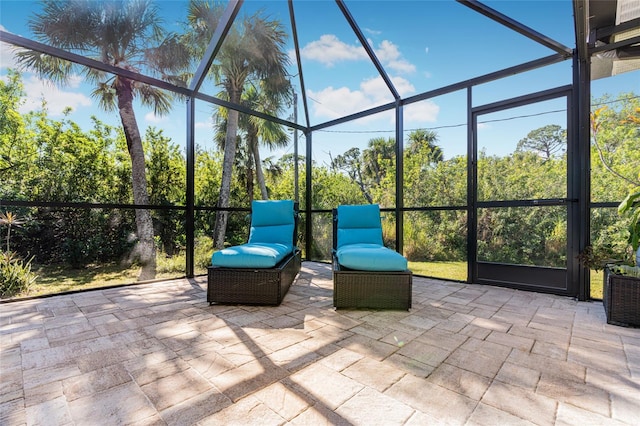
[5, 259, 605, 301]
[409, 261, 467, 282]
[25, 263, 185, 298]
[409, 261, 604, 300]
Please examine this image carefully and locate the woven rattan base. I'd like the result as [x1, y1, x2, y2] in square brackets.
[603, 267, 640, 327]
[207, 250, 301, 305]
[333, 261, 412, 310]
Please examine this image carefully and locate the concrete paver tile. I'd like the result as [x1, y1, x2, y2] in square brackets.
[140, 367, 213, 411]
[267, 341, 322, 372]
[427, 363, 492, 401]
[465, 402, 536, 426]
[342, 357, 406, 392]
[486, 330, 535, 352]
[290, 402, 352, 426]
[4, 264, 640, 426]
[0, 398, 26, 425]
[507, 349, 586, 381]
[287, 363, 364, 410]
[414, 327, 467, 351]
[385, 353, 436, 378]
[210, 358, 289, 402]
[252, 381, 311, 421]
[481, 380, 557, 425]
[25, 395, 72, 426]
[337, 333, 399, 361]
[531, 340, 569, 360]
[385, 374, 477, 425]
[63, 364, 132, 401]
[67, 382, 157, 426]
[196, 395, 285, 426]
[556, 402, 628, 426]
[336, 387, 414, 425]
[160, 389, 232, 426]
[537, 373, 610, 416]
[445, 347, 505, 379]
[610, 389, 640, 424]
[494, 362, 540, 391]
[318, 347, 363, 372]
[396, 339, 450, 368]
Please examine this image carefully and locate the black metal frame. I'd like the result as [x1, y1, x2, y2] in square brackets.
[1, 1, 634, 301]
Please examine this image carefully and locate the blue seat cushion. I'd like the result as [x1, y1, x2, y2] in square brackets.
[212, 243, 293, 268]
[336, 243, 408, 271]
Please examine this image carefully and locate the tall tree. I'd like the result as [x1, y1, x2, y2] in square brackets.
[363, 137, 395, 186]
[16, 0, 187, 280]
[331, 147, 373, 203]
[406, 128, 443, 164]
[186, 0, 291, 249]
[213, 83, 291, 202]
[0, 70, 27, 178]
[242, 83, 291, 200]
[516, 124, 566, 160]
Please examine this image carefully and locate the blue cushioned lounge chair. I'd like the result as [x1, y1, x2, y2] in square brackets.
[333, 204, 412, 310]
[207, 200, 301, 305]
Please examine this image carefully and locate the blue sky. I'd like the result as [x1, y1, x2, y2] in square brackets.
[1, 0, 638, 167]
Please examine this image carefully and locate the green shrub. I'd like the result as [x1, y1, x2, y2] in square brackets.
[607, 264, 640, 278]
[0, 252, 37, 298]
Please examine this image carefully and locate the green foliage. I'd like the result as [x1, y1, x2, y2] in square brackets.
[516, 124, 566, 159]
[618, 187, 640, 253]
[0, 252, 37, 298]
[607, 264, 640, 278]
[2, 63, 638, 296]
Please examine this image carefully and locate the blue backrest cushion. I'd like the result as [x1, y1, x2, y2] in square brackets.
[336, 204, 383, 248]
[249, 224, 295, 246]
[248, 200, 295, 246]
[251, 200, 295, 226]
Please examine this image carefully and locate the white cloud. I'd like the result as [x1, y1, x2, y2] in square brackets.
[300, 34, 415, 74]
[299, 34, 367, 67]
[374, 40, 416, 74]
[364, 28, 382, 36]
[308, 75, 438, 124]
[19, 75, 92, 116]
[0, 27, 20, 70]
[195, 121, 213, 129]
[307, 85, 370, 119]
[403, 101, 439, 123]
[145, 112, 163, 123]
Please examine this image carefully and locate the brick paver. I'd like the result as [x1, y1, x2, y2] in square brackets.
[1, 261, 639, 425]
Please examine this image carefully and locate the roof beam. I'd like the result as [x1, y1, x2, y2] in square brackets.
[189, 0, 243, 92]
[457, 0, 573, 57]
[335, 0, 400, 100]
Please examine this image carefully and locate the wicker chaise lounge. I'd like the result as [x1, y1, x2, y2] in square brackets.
[332, 204, 412, 310]
[207, 200, 301, 305]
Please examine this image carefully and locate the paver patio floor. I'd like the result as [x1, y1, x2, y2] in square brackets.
[1, 261, 639, 425]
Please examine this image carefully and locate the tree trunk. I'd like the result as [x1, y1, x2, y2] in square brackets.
[116, 77, 156, 281]
[252, 139, 269, 200]
[213, 90, 241, 250]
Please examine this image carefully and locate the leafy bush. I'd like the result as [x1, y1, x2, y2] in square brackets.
[607, 264, 640, 278]
[0, 252, 37, 298]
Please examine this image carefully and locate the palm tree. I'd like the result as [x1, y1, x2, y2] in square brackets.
[16, 0, 188, 280]
[236, 83, 291, 201]
[407, 129, 443, 164]
[363, 137, 396, 186]
[186, 1, 291, 249]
